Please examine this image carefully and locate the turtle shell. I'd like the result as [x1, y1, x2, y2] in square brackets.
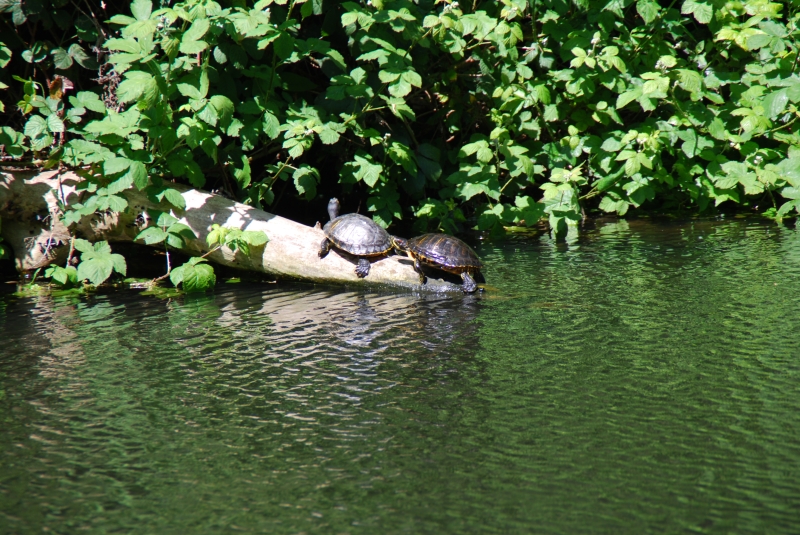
[406, 233, 483, 273]
[324, 213, 392, 256]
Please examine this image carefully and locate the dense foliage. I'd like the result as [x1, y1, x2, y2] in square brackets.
[1, 0, 800, 271]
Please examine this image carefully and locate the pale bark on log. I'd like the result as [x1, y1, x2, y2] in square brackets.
[0, 170, 466, 292]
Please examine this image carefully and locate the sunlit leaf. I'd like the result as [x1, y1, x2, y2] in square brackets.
[77, 256, 114, 286]
[136, 226, 168, 244]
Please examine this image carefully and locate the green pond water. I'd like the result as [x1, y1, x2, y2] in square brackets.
[2, 218, 800, 534]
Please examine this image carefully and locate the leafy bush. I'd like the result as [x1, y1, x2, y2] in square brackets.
[1, 0, 800, 248]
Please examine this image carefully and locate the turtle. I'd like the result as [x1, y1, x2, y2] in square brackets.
[392, 233, 484, 293]
[318, 198, 394, 278]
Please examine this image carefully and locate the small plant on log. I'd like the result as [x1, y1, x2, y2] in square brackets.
[44, 239, 126, 288]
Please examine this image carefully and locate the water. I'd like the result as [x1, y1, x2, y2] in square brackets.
[2, 218, 800, 534]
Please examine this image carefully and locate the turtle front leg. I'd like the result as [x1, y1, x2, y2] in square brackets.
[413, 257, 427, 285]
[319, 237, 332, 258]
[461, 271, 478, 293]
[355, 258, 371, 278]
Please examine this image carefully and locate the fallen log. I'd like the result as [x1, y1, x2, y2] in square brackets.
[0, 169, 466, 292]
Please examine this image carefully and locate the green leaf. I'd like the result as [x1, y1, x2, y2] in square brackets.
[105, 38, 140, 54]
[104, 156, 132, 175]
[197, 103, 218, 126]
[274, 33, 295, 60]
[206, 226, 222, 247]
[155, 211, 178, 227]
[601, 138, 622, 152]
[169, 264, 185, 287]
[658, 55, 677, 68]
[514, 195, 545, 226]
[209, 95, 234, 127]
[76, 91, 107, 113]
[111, 253, 127, 276]
[168, 222, 196, 241]
[52, 47, 73, 70]
[107, 195, 128, 212]
[24, 115, 48, 138]
[177, 83, 202, 100]
[293, 165, 319, 200]
[318, 125, 341, 145]
[46, 115, 65, 134]
[47, 265, 78, 286]
[777, 200, 800, 219]
[745, 32, 772, 51]
[0, 45, 12, 69]
[180, 38, 208, 55]
[616, 88, 641, 109]
[325, 49, 346, 72]
[131, 0, 152, 21]
[708, 118, 727, 140]
[128, 161, 149, 189]
[343, 153, 383, 188]
[681, 0, 713, 24]
[636, 0, 659, 24]
[457, 182, 489, 201]
[677, 69, 703, 94]
[476, 146, 493, 163]
[166, 232, 185, 249]
[184, 262, 215, 292]
[388, 78, 412, 98]
[92, 240, 113, 256]
[163, 188, 186, 209]
[379, 69, 401, 83]
[69, 44, 99, 70]
[241, 230, 269, 247]
[29, 132, 53, 152]
[595, 171, 622, 192]
[107, 174, 134, 194]
[460, 141, 485, 157]
[388, 142, 417, 175]
[678, 129, 697, 158]
[599, 194, 630, 215]
[263, 112, 280, 139]
[109, 14, 136, 26]
[172, 260, 215, 292]
[341, 11, 358, 26]
[763, 89, 789, 119]
[624, 157, 641, 176]
[73, 238, 94, 253]
[77, 256, 114, 285]
[136, 226, 168, 244]
[402, 70, 422, 88]
[183, 18, 210, 42]
[117, 71, 159, 105]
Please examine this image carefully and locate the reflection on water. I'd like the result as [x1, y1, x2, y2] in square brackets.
[2, 218, 800, 534]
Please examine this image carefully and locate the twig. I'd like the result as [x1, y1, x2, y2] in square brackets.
[65, 236, 76, 267]
[768, 115, 798, 134]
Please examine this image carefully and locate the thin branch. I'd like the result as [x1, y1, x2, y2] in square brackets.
[65, 236, 76, 268]
[768, 115, 798, 134]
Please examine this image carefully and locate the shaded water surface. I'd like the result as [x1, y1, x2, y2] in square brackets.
[2, 218, 800, 534]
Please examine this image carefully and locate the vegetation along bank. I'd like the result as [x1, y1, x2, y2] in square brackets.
[0, 0, 798, 291]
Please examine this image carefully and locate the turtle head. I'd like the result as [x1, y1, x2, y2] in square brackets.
[327, 198, 340, 221]
[391, 236, 408, 253]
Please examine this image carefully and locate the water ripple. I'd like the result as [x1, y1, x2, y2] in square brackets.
[2, 219, 800, 533]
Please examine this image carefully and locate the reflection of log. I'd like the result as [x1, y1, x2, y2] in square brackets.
[0, 170, 463, 291]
